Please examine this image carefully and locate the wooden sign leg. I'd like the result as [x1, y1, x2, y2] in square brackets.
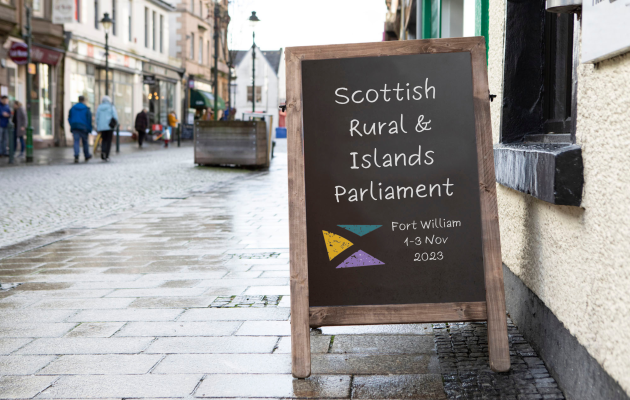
[290, 279, 311, 378]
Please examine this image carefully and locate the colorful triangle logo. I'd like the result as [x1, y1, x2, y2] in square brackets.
[338, 225, 382, 237]
[322, 230, 353, 261]
[336, 250, 385, 269]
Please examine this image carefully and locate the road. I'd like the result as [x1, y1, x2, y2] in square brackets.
[0, 144, 248, 248]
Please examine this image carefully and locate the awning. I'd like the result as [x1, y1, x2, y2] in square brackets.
[190, 89, 225, 110]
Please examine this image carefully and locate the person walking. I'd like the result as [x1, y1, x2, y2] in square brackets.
[166, 110, 178, 148]
[0, 95, 12, 157]
[68, 96, 92, 163]
[134, 108, 149, 148]
[12, 101, 26, 157]
[95, 96, 118, 161]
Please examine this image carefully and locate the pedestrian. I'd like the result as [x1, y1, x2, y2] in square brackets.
[166, 110, 178, 148]
[95, 95, 118, 161]
[67, 96, 93, 163]
[134, 108, 149, 148]
[12, 101, 26, 157]
[0, 95, 12, 157]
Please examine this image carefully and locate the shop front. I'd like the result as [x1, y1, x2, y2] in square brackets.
[141, 62, 182, 133]
[186, 78, 225, 131]
[65, 40, 143, 139]
[7, 41, 64, 145]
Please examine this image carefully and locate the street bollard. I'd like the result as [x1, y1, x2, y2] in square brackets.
[116, 124, 120, 153]
[177, 124, 181, 147]
[7, 122, 14, 164]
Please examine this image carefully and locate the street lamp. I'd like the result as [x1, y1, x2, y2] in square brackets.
[100, 13, 113, 96]
[249, 11, 260, 113]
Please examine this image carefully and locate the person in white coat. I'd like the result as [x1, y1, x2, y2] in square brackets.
[95, 96, 118, 161]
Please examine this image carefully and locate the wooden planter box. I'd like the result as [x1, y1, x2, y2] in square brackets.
[194, 120, 270, 167]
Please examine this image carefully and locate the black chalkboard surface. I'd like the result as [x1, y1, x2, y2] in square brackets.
[302, 52, 485, 307]
[286, 38, 509, 378]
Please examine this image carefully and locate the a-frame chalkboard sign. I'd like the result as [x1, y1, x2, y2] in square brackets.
[286, 37, 509, 378]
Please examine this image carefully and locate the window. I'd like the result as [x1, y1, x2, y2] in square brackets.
[199, 35, 203, 64]
[198, 0, 202, 16]
[543, 14, 574, 134]
[247, 86, 262, 103]
[190, 0, 194, 13]
[112, 0, 117, 35]
[75, 0, 81, 22]
[190, 33, 194, 59]
[33, 0, 44, 17]
[159, 15, 164, 53]
[144, 7, 149, 47]
[94, 0, 99, 29]
[128, 0, 132, 41]
[152, 11, 156, 51]
[207, 40, 210, 64]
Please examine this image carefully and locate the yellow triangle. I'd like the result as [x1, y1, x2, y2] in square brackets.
[322, 230, 353, 261]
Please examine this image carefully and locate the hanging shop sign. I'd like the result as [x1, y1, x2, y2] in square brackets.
[52, 0, 75, 24]
[286, 38, 510, 378]
[8, 42, 28, 65]
[143, 75, 157, 85]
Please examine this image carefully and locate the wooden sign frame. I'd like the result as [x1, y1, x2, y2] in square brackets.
[286, 37, 509, 379]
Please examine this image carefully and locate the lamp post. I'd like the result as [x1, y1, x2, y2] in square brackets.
[213, 1, 220, 121]
[249, 11, 260, 114]
[100, 13, 113, 96]
[25, 5, 33, 162]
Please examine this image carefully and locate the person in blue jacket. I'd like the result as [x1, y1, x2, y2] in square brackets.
[95, 95, 118, 161]
[68, 95, 93, 163]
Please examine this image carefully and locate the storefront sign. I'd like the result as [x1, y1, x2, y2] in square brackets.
[286, 38, 509, 378]
[143, 75, 157, 85]
[52, 0, 75, 24]
[8, 42, 28, 65]
[31, 46, 63, 65]
[582, 0, 630, 63]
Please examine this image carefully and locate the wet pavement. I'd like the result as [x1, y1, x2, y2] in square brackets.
[0, 140, 564, 399]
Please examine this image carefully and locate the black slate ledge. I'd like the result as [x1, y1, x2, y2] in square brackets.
[494, 143, 584, 207]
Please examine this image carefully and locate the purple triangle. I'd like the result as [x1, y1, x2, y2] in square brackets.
[336, 250, 385, 269]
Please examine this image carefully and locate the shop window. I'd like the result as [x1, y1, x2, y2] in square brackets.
[247, 86, 261, 103]
[128, 0, 132, 41]
[75, 0, 81, 22]
[494, 2, 583, 207]
[144, 7, 149, 48]
[94, 0, 99, 29]
[152, 11, 156, 51]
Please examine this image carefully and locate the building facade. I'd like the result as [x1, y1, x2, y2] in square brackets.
[63, 0, 183, 140]
[232, 47, 280, 132]
[0, 0, 65, 148]
[387, 0, 630, 397]
[169, 0, 229, 134]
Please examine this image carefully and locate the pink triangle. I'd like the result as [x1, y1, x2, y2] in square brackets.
[336, 250, 385, 269]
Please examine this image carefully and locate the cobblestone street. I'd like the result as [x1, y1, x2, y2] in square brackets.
[0, 143, 247, 248]
[0, 142, 565, 399]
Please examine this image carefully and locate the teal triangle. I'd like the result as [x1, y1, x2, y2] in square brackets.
[337, 225, 382, 237]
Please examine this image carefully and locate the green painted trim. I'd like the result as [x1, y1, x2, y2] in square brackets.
[422, 0, 432, 39]
[475, 0, 489, 61]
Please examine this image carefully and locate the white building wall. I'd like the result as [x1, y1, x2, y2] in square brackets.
[234, 47, 279, 132]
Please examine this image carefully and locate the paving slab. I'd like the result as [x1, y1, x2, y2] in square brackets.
[235, 321, 291, 336]
[38, 354, 163, 375]
[330, 335, 436, 354]
[195, 374, 351, 398]
[64, 322, 126, 338]
[311, 354, 441, 375]
[275, 335, 332, 354]
[16, 338, 153, 355]
[0, 355, 56, 374]
[115, 321, 241, 337]
[0, 310, 76, 323]
[36, 374, 203, 398]
[145, 336, 278, 354]
[152, 354, 292, 374]
[129, 296, 217, 308]
[0, 375, 57, 399]
[0, 338, 33, 354]
[178, 307, 290, 321]
[66, 308, 183, 322]
[0, 323, 77, 338]
[320, 324, 433, 335]
[352, 374, 446, 399]
[28, 298, 135, 309]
